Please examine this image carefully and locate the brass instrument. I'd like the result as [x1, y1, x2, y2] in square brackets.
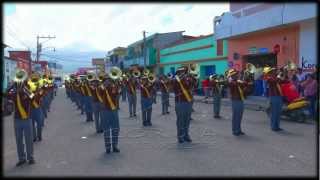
[86, 72, 96, 81]
[168, 73, 173, 79]
[209, 74, 217, 81]
[132, 69, 141, 78]
[13, 69, 35, 99]
[243, 63, 256, 80]
[143, 69, 150, 76]
[284, 60, 297, 71]
[109, 66, 122, 81]
[188, 63, 199, 75]
[147, 73, 156, 84]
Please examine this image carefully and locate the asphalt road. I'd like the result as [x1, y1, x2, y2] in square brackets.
[3, 88, 317, 177]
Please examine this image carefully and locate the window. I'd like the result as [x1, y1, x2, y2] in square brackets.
[204, 65, 216, 76]
[217, 40, 223, 56]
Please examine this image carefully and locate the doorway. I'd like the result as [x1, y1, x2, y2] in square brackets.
[243, 53, 277, 68]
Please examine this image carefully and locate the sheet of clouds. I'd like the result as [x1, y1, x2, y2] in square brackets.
[4, 3, 229, 72]
[4, 3, 229, 51]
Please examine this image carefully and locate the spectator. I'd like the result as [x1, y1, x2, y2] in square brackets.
[202, 77, 209, 102]
[301, 73, 317, 120]
[296, 68, 306, 96]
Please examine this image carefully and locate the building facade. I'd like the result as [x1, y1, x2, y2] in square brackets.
[124, 31, 185, 74]
[106, 47, 127, 71]
[159, 34, 228, 88]
[214, 3, 317, 71]
[8, 50, 32, 74]
[3, 56, 17, 92]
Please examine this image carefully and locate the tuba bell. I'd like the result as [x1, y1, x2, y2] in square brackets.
[143, 69, 150, 76]
[188, 63, 199, 78]
[132, 69, 141, 78]
[109, 66, 122, 81]
[86, 72, 96, 81]
[147, 73, 156, 84]
[14, 69, 28, 86]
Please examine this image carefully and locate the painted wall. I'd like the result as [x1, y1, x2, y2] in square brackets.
[3, 57, 17, 92]
[228, 24, 300, 70]
[215, 3, 316, 40]
[299, 19, 317, 71]
[160, 35, 228, 88]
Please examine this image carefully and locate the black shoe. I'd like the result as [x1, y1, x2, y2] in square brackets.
[214, 115, 221, 119]
[113, 147, 120, 153]
[239, 131, 245, 135]
[272, 128, 283, 132]
[38, 137, 42, 141]
[134, 114, 137, 117]
[16, 160, 26, 167]
[33, 138, 37, 142]
[178, 139, 184, 143]
[28, 159, 35, 165]
[167, 111, 170, 114]
[184, 137, 192, 143]
[233, 133, 241, 136]
[129, 114, 133, 118]
[106, 149, 111, 154]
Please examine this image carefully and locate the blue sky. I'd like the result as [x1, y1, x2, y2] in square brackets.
[3, 3, 229, 72]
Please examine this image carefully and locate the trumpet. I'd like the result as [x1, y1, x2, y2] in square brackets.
[243, 63, 256, 80]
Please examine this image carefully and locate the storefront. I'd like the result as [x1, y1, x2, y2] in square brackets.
[227, 24, 300, 71]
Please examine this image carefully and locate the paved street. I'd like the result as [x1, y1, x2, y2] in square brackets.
[3, 88, 317, 177]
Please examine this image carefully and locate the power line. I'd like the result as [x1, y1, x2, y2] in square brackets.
[5, 27, 31, 50]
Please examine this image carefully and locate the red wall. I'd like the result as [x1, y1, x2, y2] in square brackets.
[228, 24, 300, 71]
[9, 51, 32, 74]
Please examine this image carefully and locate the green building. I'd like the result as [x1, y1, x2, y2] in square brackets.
[159, 34, 228, 85]
[123, 31, 185, 73]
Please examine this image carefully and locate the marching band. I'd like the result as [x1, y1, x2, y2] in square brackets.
[6, 60, 315, 166]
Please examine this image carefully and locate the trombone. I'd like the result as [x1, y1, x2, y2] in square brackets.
[132, 68, 141, 78]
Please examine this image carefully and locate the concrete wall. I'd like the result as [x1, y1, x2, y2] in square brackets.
[3, 57, 17, 92]
[299, 19, 317, 70]
[214, 3, 317, 40]
[228, 25, 300, 71]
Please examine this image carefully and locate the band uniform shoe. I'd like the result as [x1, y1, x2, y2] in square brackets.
[239, 131, 245, 135]
[178, 139, 184, 144]
[167, 111, 170, 114]
[233, 133, 241, 136]
[28, 159, 35, 165]
[112, 147, 120, 153]
[184, 136, 192, 143]
[33, 138, 37, 142]
[16, 160, 26, 167]
[272, 128, 283, 132]
[134, 114, 137, 117]
[106, 149, 111, 154]
[214, 115, 221, 119]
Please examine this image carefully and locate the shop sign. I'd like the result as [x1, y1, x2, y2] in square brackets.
[259, 48, 268, 53]
[248, 47, 257, 54]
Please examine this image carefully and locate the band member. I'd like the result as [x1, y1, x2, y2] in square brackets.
[121, 75, 127, 102]
[159, 75, 170, 114]
[209, 74, 224, 119]
[83, 75, 94, 122]
[99, 69, 121, 154]
[91, 73, 104, 134]
[263, 67, 284, 131]
[7, 69, 36, 166]
[172, 67, 193, 143]
[140, 76, 154, 126]
[227, 69, 252, 136]
[28, 73, 45, 142]
[79, 78, 86, 115]
[126, 74, 138, 117]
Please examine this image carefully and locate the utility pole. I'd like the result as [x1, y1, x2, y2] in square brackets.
[143, 31, 146, 67]
[36, 35, 56, 62]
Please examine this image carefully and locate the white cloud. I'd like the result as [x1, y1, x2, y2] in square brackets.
[4, 3, 229, 52]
